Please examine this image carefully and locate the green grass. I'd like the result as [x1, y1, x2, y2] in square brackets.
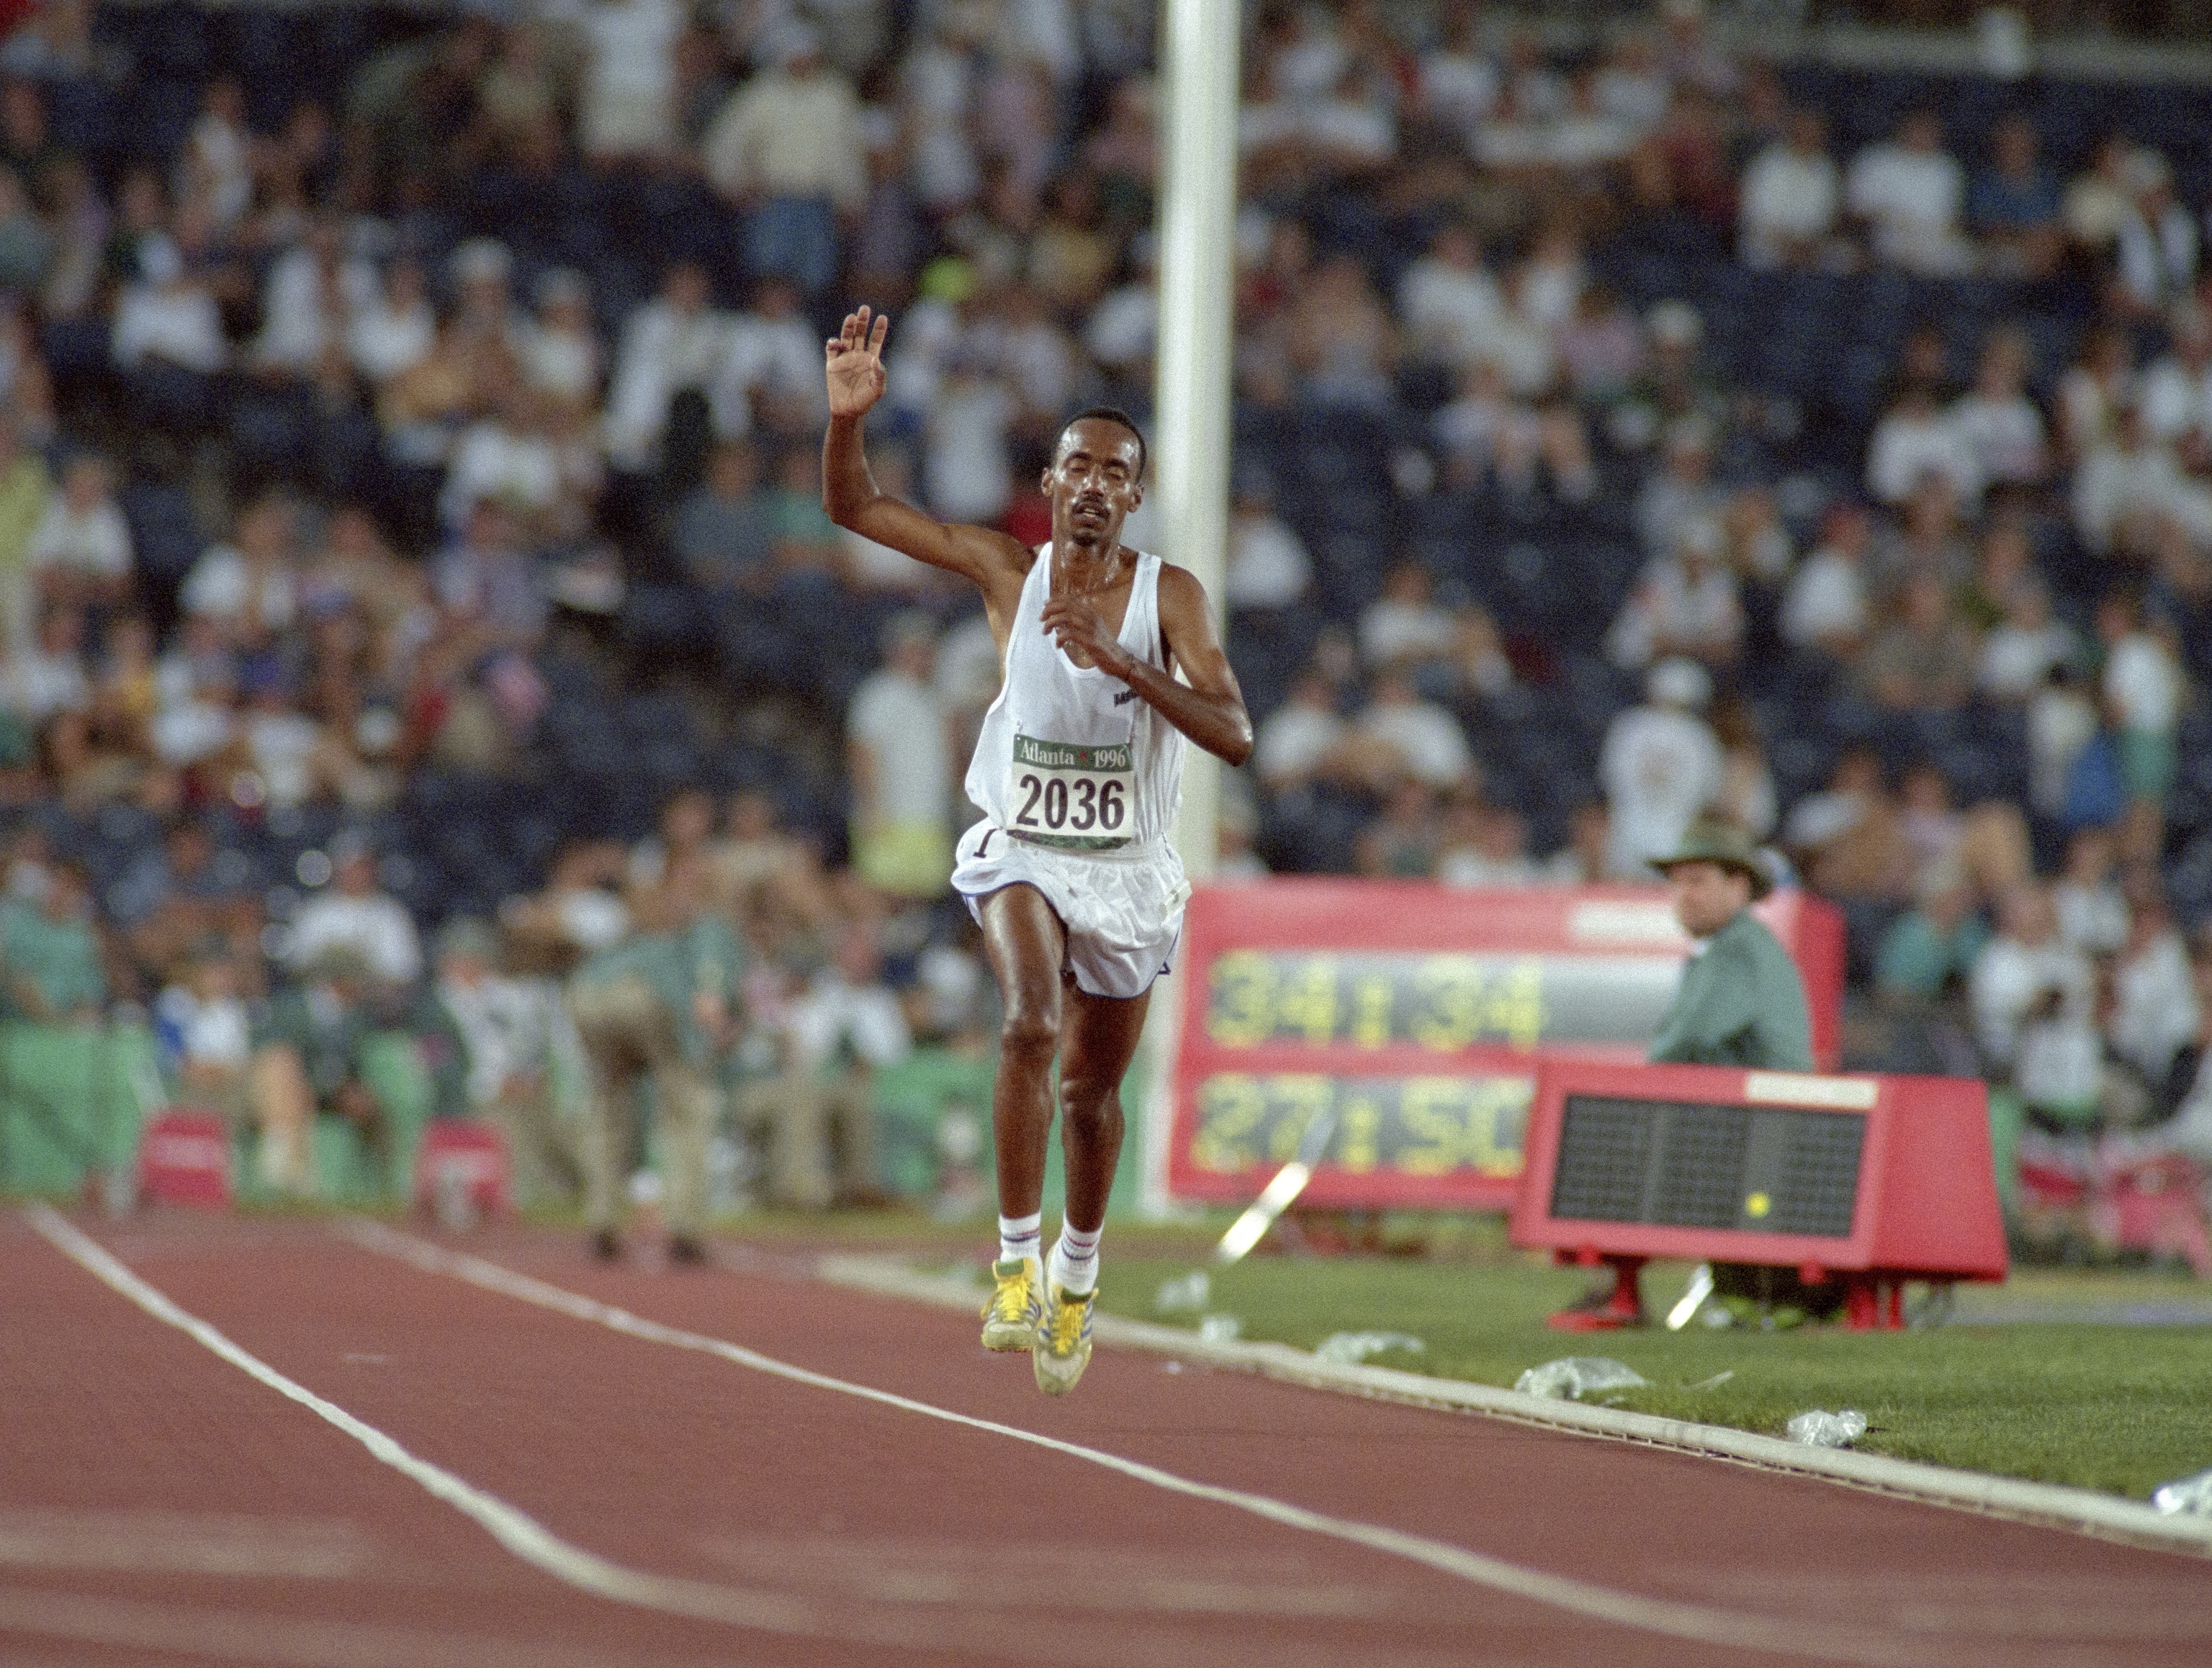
[1085, 1231, 2212, 1502]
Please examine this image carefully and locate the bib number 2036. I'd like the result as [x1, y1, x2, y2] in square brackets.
[1010, 735, 1131, 848]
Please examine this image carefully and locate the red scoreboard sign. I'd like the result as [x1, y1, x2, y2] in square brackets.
[1167, 881, 1845, 1210]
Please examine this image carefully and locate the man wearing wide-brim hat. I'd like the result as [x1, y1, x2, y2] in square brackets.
[1646, 816, 1812, 1071]
[1647, 817, 1829, 1327]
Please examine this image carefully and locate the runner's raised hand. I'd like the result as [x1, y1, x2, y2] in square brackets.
[825, 306, 891, 419]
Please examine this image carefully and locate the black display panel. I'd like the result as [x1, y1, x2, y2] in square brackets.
[1550, 1095, 1864, 1236]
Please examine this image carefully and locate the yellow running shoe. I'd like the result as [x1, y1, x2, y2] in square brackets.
[1033, 1282, 1096, 1396]
[981, 1256, 1043, 1351]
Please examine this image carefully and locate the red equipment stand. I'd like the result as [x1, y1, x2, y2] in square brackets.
[138, 1110, 235, 1209]
[1511, 1060, 2007, 1331]
[412, 1119, 513, 1223]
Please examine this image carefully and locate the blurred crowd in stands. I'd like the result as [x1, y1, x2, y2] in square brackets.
[3, 0, 2212, 1214]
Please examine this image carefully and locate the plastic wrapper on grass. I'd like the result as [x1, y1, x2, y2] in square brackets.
[1515, 1357, 1649, 1400]
[2152, 1468, 2212, 1515]
[1154, 1271, 1210, 1313]
[1314, 1331, 1425, 1366]
[1786, 1410, 1869, 1448]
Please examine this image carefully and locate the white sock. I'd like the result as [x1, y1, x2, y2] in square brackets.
[1050, 1222, 1102, 1297]
[998, 1213, 1043, 1266]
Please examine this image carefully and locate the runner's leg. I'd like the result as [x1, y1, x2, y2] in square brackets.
[1055, 983, 1149, 1235]
[976, 884, 1069, 1222]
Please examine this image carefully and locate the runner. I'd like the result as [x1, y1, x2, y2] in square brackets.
[823, 306, 1252, 1394]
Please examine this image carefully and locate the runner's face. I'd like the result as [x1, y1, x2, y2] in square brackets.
[1045, 421, 1143, 552]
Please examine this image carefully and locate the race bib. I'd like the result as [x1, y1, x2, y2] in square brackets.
[1007, 734, 1133, 849]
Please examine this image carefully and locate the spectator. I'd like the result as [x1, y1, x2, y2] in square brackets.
[1, 604, 91, 725]
[1599, 657, 1723, 879]
[2108, 895, 2200, 1088]
[1970, 883, 2100, 1124]
[2053, 826, 2128, 957]
[1359, 561, 1456, 673]
[2139, 305, 2212, 466]
[1254, 668, 1353, 794]
[846, 615, 952, 899]
[1353, 672, 1473, 792]
[1738, 109, 1839, 270]
[289, 836, 422, 988]
[2098, 592, 2182, 816]
[2110, 151, 2196, 317]
[712, 276, 824, 442]
[1398, 222, 1502, 369]
[109, 233, 228, 428]
[1969, 114, 2063, 279]
[575, 0, 685, 163]
[1875, 862, 1990, 1011]
[1632, 413, 1722, 559]
[1354, 780, 1441, 878]
[920, 353, 1015, 524]
[673, 440, 773, 590]
[1223, 474, 1311, 613]
[1845, 109, 1974, 276]
[2071, 402, 2209, 560]
[156, 939, 258, 1141]
[25, 451, 130, 610]
[1438, 800, 1539, 888]
[1, 857, 103, 1022]
[347, 256, 436, 388]
[1977, 578, 2076, 704]
[1866, 386, 1982, 509]
[1542, 800, 1613, 885]
[519, 269, 603, 417]
[1607, 515, 1743, 672]
[1781, 502, 1874, 662]
[434, 499, 547, 651]
[702, 24, 866, 297]
[1948, 329, 2049, 492]
[181, 495, 300, 643]
[250, 945, 403, 1195]
[603, 261, 729, 473]
[424, 916, 584, 1210]
[1859, 574, 1979, 713]
[763, 920, 902, 1208]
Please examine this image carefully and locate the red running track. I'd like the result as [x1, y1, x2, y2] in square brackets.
[2, 1208, 2206, 1668]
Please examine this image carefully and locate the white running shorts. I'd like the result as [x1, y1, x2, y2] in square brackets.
[951, 820, 1191, 1000]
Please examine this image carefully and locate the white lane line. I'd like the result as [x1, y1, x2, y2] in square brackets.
[19, 1204, 1681, 1668]
[333, 1218, 1947, 1668]
[22, 1206, 817, 1641]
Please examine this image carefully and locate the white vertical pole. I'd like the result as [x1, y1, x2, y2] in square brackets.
[1137, 0, 1241, 1220]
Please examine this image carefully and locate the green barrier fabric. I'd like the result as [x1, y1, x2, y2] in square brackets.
[0, 1024, 158, 1195]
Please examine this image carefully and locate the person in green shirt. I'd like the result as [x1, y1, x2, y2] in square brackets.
[1647, 819, 1812, 1071]
[1, 860, 107, 1022]
[568, 857, 743, 1263]
[1648, 819, 1833, 1325]
[249, 945, 410, 1196]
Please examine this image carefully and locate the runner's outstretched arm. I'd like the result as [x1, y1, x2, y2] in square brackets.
[822, 306, 1029, 597]
[1040, 565, 1254, 766]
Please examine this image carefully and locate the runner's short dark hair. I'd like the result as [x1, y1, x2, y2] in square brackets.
[1059, 406, 1146, 477]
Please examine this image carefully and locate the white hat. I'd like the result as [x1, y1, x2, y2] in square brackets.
[1647, 657, 1712, 711]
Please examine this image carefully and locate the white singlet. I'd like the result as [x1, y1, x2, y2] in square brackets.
[950, 544, 1192, 999]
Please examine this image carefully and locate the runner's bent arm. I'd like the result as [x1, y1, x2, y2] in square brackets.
[820, 306, 1029, 598]
[1040, 564, 1253, 766]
